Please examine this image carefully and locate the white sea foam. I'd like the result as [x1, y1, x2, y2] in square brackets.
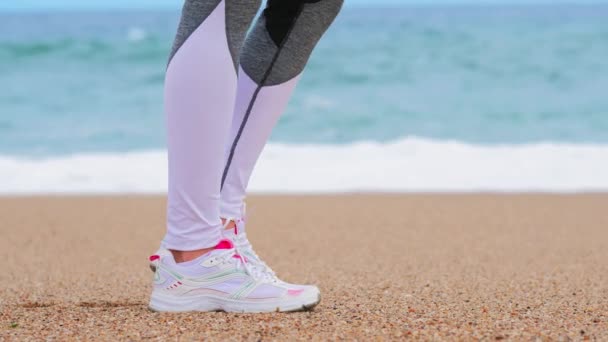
[1, 138, 607, 194]
[126, 27, 147, 42]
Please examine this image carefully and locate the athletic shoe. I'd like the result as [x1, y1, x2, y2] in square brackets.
[148, 239, 320, 313]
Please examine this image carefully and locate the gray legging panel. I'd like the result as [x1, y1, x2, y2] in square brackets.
[168, 0, 262, 70]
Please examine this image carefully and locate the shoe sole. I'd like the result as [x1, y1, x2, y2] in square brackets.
[149, 291, 321, 313]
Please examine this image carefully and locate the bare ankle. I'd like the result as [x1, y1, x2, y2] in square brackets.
[221, 218, 236, 231]
[170, 247, 214, 263]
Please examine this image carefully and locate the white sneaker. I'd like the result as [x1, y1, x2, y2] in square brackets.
[148, 239, 320, 313]
[221, 218, 318, 294]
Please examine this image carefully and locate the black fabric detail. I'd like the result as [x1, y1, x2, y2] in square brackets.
[263, 0, 320, 46]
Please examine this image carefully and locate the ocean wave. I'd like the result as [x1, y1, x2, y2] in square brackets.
[0, 37, 162, 61]
[1, 138, 607, 194]
[0, 40, 76, 57]
[0, 39, 114, 59]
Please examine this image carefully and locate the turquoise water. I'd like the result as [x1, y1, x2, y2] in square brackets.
[1, 5, 608, 156]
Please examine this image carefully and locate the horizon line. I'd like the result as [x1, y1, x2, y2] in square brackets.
[1, 1, 608, 13]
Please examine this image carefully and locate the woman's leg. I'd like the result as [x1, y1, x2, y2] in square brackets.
[220, 0, 344, 219]
[163, 0, 260, 252]
[149, 0, 342, 312]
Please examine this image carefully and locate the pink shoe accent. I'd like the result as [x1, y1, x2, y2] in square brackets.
[149, 255, 160, 262]
[215, 239, 234, 250]
[234, 218, 243, 235]
[232, 254, 248, 262]
[287, 289, 305, 297]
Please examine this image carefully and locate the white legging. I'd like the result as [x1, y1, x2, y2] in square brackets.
[162, 0, 343, 251]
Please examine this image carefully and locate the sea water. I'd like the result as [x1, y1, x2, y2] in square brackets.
[1, 5, 607, 192]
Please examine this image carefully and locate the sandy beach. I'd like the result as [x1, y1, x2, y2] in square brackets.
[1, 194, 607, 340]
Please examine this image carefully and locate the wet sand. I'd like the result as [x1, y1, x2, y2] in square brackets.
[1, 194, 607, 340]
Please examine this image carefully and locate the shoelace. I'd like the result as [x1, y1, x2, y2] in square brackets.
[233, 232, 278, 281]
[215, 244, 276, 282]
[223, 218, 279, 282]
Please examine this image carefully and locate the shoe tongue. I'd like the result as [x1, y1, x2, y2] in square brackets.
[214, 239, 234, 250]
[236, 219, 246, 234]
